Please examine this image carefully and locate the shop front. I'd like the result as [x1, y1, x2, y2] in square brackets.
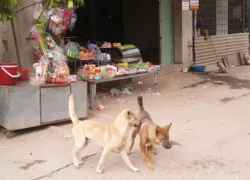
[0, 0, 167, 136]
[65, 0, 175, 65]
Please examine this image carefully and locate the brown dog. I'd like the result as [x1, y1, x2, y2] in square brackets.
[127, 96, 172, 170]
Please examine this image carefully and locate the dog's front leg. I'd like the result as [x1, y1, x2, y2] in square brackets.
[96, 147, 112, 174]
[118, 146, 139, 172]
[139, 143, 155, 170]
[147, 145, 154, 159]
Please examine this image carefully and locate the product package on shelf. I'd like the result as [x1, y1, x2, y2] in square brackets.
[68, 12, 77, 31]
[33, 46, 43, 62]
[77, 64, 119, 80]
[136, 62, 160, 72]
[32, 62, 49, 84]
[47, 62, 70, 84]
[30, 1, 84, 85]
[96, 41, 112, 48]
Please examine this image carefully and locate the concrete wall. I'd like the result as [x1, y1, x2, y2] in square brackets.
[0, 22, 17, 63]
[14, 0, 38, 70]
[174, 0, 193, 64]
[0, 0, 37, 71]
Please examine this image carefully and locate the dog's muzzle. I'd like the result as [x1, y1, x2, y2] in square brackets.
[133, 121, 140, 127]
[133, 123, 138, 127]
[162, 141, 172, 149]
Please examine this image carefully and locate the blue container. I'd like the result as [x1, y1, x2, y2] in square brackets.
[191, 65, 206, 72]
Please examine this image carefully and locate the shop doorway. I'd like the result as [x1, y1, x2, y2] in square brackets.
[65, 0, 161, 65]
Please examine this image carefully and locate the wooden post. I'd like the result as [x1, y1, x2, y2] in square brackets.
[11, 20, 21, 67]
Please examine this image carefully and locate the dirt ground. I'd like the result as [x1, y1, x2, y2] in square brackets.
[1, 66, 250, 180]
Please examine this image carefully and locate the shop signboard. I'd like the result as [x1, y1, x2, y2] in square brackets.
[182, 2, 189, 11]
[190, 0, 199, 10]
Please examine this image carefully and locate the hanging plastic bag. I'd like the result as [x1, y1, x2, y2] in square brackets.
[52, 46, 67, 65]
[34, 4, 43, 20]
[64, 9, 73, 20]
[34, 46, 42, 61]
[68, 12, 77, 31]
[54, 62, 70, 78]
[33, 4, 48, 22]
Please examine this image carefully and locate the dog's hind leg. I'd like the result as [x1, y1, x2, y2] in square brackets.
[73, 138, 88, 167]
[126, 128, 139, 155]
[119, 146, 139, 172]
[96, 146, 112, 174]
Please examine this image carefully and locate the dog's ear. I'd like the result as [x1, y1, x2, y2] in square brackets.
[155, 126, 161, 137]
[163, 123, 172, 132]
[127, 110, 131, 117]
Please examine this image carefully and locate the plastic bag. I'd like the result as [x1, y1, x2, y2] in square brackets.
[67, 75, 78, 82]
[33, 62, 48, 78]
[33, 4, 43, 20]
[68, 12, 77, 31]
[33, 4, 48, 22]
[34, 46, 42, 61]
[51, 15, 63, 25]
[64, 9, 73, 20]
[54, 62, 70, 78]
[39, 55, 49, 64]
[54, 25, 66, 36]
[52, 7, 65, 19]
[65, 41, 81, 51]
[52, 46, 67, 64]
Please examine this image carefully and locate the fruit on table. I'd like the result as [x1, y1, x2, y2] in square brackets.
[67, 49, 80, 59]
[48, 77, 67, 84]
[123, 62, 128, 67]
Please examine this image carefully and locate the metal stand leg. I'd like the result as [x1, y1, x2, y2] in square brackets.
[6, 131, 16, 139]
[89, 83, 96, 110]
[127, 78, 132, 84]
[74, 58, 76, 74]
[154, 72, 158, 85]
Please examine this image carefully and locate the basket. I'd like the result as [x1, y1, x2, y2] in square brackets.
[17, 67, 29, 81]
[77, 72, 89, 80]
[190, 65, 206, 72]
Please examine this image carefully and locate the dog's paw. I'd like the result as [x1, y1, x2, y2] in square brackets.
[78, 160, 84, 165]
[126, 150, 131, 155]
[96, 169, 103, 174]
[153, 148, 158, 155]
[74, 161, 79, 167]
[148, 165, 155, 170]
[74, 160, 83, 167]
[130, 166, 139, 172]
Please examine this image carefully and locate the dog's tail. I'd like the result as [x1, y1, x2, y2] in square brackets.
[137, 96, 144, 112]
[69, 94, 79, 126]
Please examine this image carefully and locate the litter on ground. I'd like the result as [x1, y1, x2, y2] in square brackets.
[163, 170, 170, 175]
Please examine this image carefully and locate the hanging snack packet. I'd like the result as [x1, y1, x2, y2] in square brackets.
[68, 12, 77, 31]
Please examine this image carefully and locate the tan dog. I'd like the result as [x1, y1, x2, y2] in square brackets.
[69, 94, 140, 174]
[127, 96, 172, 170]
